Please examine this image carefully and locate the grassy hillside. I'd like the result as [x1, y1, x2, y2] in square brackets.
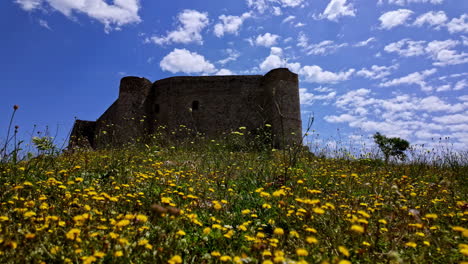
[0, 134, 467, 263]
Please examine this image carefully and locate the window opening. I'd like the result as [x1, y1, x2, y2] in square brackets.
[192, 101, 199, 111]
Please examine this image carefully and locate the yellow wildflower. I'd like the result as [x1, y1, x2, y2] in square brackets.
[296, 248, 308, 256]
[338, 246, 350, 257]
[168, 255, 182, 264]
[273, 228, 284, 235]
[405, 242, 417, 248]
[350, 225, 365, 234]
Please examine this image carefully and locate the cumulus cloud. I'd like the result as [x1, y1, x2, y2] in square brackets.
[160, 48, 216, 74]
[255, 33, 280, 47]
[321, 0, 356, 21]
[299, 88, 336, 105]
[384, 38, 468, 66]
[384, 38, 426, 56]
[214, 12, 251, 37]
[425, 39, 468, 66]
[454, 79, 467, 91]
[386, 0, 443, 5]
[433, 113, 468, 124]
[380, 68, 437, 91]
[300, 66, 355, 84]
[446, 14, 468, 34]
[297, 32, 347, 55]
[218, 49, 240, 65]
[324, 88, 467, 145]
[356, 64, 399, 80]
[246, 0, 269, 13]
[379, 9, 413, 29]
[259, 47, 301, 72]
[413, 11, 447, 29]
[215, 69, 234, 75]
[15, 0, 141, 32]
[149, 10, 209, 45]
[279, 0, 304, 7]
[15, 0, 42, 11]
[245, 0, 304, 13]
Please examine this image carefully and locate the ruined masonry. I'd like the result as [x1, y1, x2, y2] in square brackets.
[69, 68, 302, 149]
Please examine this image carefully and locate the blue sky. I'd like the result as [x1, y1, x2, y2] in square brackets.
[1, 0, 467, 150]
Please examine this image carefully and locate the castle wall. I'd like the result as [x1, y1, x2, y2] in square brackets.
[147, 75, 267, 137]
[69, 68, 302, 149]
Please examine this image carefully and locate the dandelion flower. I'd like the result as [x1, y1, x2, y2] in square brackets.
[273, 228, 284, 235]
[220, 256, 232, 262]
[306, 236, 318, 244]
[405, 241, 417, 248]
[296, 248, 308, 256]
[350, 225, 365, 234]
[338, 246, 350, 257]
[168, 255, 182, 264]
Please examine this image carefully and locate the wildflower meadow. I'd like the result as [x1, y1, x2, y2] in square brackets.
[0, 111, 467, 263]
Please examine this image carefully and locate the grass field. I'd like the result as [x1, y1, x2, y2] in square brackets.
[0, 127, 467, 263]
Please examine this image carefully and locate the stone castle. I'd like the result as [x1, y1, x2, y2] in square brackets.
[69, 68, 302, 149]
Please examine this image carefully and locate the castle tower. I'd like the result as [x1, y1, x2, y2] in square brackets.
[261, 68, 302, 148]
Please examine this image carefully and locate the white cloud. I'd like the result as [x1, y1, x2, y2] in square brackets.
[279, 0, 304, 7]
[215, 69, 234, 75]
[433, 113, 468, 124]
[324, 88, 467, 146]
[357, 64, 399, 80]
[384, 38, 426, 56]
[246, 0, 269, 13]
[297, 32, 347, 55]
[282, 15, 295, 23]
[214, 12, 251, 37]
[462, 36, 468, 46]
[387, 0, 443, 5]
[435, 84, 451, 92]
[15, 0, 141, 32]
[246, 0, 304, 13]
[324, 113, 358, 123]
[160, 48, 216, 74]
[300, 66, 355, 83]
[379, 9, 413, 30]
[299, 88, 336, 105]
[454, 79, 467, 90]
[321, 0, 356, 21]
[295, 22, 306, 27]
[384, 38, 468, 66]
[218, 49, 240, 65]
[354, 37, 376, 47]
[425, 39, 468, 66]
[150, 10, 209, 45]
[380, 68, 437, 91]
[15, 0, 42, 11]
[259, 47, 301, 72]
[446, 14, 468, 34]
[255, 33, 280, 47]
[413, 11, 447, 29]
[38, 19, 51, 30]
[306, 40, 347, 55]
[272, 6, 282, 16]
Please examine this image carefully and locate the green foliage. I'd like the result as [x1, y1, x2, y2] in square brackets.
[32, 136, 57, 155]
[373, 132, 410, 163]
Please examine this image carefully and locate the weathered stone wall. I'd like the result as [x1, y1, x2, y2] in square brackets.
[69, 68, 302, 149]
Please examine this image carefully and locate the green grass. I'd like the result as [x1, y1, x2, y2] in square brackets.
[0, 133, 467, 264]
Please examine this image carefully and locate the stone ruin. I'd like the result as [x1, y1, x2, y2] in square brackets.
[69, 68, 302, 149]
